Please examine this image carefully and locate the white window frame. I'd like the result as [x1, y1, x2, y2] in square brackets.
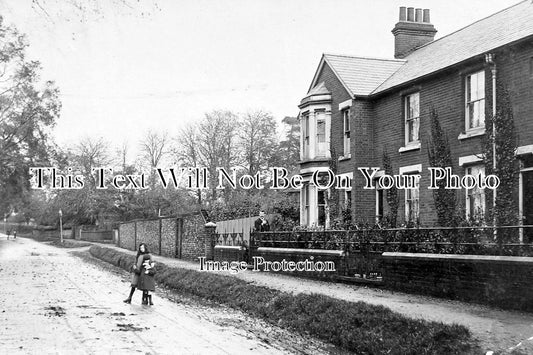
[302, 112, 310, 159]
[400, 164, 421, 224]
[405, 179, 420, 223]
[404, 92, 420, 145]
[315, 110, 327, 157]
[465, 165, 486, 221]
[343, 109, 350, 157]
[465, 70, 485, 131]
[302, 183, 310, 225]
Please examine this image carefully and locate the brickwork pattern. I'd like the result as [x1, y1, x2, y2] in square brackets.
[160, 218, 177, 257]
[181, 214, 206, 260]
[309, 38, 533, 226]
[383, 253, 533, 311]
[136, 219, 160, 255]
[80, 231, 113, 242]
[119, 223, 135, 251]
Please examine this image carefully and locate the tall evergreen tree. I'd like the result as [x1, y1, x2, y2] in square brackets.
[427, 109, 457, 226]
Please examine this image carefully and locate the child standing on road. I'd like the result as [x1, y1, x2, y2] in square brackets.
[138, 254, 156, 306]
[123, 243, 148, 304]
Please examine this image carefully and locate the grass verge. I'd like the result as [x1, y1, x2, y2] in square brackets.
[89, 245, 476, 354]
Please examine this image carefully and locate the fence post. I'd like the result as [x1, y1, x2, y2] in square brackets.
[204, 221, 217, 260]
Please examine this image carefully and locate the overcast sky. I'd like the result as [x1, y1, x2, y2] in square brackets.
[0, 0, 521, 159]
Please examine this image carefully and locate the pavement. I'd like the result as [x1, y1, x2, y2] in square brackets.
[0, 235, 332, 355]
[97, 241, 533, 354]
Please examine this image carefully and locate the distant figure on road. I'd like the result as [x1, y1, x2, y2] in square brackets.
[137, 253, 156, 306]
[254, 211, 270, 232]
[123, 243, 148, 304]
[13, 230, 16, 239]
[6, 230, 10, 240]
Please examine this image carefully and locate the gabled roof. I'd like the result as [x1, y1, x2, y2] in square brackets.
[307, 1, 533, 99]
[305, 81, 330, 97]
[309, 54, 405, 97]
[373, 0, 533, 94]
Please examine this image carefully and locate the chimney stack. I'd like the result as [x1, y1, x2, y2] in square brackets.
[392, 7, 437, 59]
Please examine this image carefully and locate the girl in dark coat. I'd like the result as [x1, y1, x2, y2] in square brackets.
[137, 253, 156, 305]
[123, 243, 148, 304]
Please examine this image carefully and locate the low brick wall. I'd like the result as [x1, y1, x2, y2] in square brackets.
[382, 252, 533, 312]
[214, 245, 247, 262]
[253, 247, 344, 279]
[80, 230, 113, 241]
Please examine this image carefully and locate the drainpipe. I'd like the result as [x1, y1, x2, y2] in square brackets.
[485, 53, 497, 235]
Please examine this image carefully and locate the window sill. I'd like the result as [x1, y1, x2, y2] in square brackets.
[399, 142, 421, 153]
[458, 128, 485, 140]
[338, 154, 351, 161]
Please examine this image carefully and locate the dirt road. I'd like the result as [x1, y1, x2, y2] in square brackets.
[99, 243, 533, 354]
[0, 236, 334, 354]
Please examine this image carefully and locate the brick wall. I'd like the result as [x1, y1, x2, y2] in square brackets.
[383, 252, 533, 311]
[79, 230, 113, 241]
[214, 245, 247, 262]
[181, 213, 206, 260]
[253, 247, 344, 280]
[118, 222, 136, 250]
[136, 219, 160, 255]
[351, 100, 377, 222]
[160, 218, 177, 257]
[118, 213, 207, 259]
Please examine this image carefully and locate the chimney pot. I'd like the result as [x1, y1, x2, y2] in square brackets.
[415, 8, 423, 22]
[407, 7, 415, 21]
[392, 6, 437, 58]
[423, 9, 430, 23]
[399, 7, 407, 21]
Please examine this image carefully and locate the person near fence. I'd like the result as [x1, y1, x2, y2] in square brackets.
[123, 243, 148, 304]
[254, 211, 270, 232]
[137, 253, 156, 306]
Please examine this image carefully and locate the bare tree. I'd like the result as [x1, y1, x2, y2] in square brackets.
[139, 130, 169, 170]
[239, 110, 278, 175]
[196, 110, 239, 202]
[174, 124, 202, 203]
[72, 136, 111, 182]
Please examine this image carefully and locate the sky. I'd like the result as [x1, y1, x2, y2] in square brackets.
[0, 0, 522, 160]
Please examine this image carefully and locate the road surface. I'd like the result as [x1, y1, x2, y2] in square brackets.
[0, 236, 332, 355]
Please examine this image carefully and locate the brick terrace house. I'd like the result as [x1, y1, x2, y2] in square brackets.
[298, 2, 533, 236]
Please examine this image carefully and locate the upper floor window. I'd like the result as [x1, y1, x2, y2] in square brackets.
[465, 70, 485, 130]
[465, 165, 486, 221]
[343, 109, 350, 156]
[302, 113, 310, 158]
[405, 92, 420, 144]
[316, 110, 327, 157]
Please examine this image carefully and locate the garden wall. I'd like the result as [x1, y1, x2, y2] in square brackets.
[382, 252, 533, 311]
[118, 213, 212, 260]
